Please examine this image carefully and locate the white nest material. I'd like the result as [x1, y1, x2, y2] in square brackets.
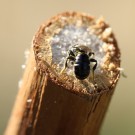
[51, 25, 105, 74]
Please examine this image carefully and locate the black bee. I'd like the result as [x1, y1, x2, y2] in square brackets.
[61, 45, 97, 81]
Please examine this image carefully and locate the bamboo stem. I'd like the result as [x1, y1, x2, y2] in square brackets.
[5, 12, 120, 135]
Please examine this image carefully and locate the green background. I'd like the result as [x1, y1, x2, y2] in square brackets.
[0, 0, 134, 134]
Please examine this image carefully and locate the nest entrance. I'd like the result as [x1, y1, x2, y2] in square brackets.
[33, 12, 120, 94]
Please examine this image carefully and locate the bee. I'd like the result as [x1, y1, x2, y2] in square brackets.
[61, 45, 97, 81]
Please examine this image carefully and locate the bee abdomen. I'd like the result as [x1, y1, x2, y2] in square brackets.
[74, 53, 90, 80]
[74, 63, 90, 80]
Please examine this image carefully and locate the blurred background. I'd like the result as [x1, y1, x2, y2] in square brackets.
[0, 0, 134, 135]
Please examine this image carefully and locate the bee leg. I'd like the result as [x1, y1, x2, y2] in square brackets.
[60, 56, 75, 74]
[88, 52, 95, 59]
[89, 58, 97, 82]
[89, 68, 94, 82]
[60, 58, 68, 74]
[88, 71, 94, 83]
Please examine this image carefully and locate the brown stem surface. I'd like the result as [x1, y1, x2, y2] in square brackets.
[5, 12, 120, 135]
[5, 50, 117, 135]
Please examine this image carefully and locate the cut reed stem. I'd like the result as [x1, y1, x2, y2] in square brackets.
[5, 12, 120, 135]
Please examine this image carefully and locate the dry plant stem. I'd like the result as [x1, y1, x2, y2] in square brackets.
[5, 50, 36, 135]
[5, 12, 120, 135]
[5, 51, 116, 135]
